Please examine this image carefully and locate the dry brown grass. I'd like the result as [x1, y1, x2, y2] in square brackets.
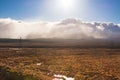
[0, 48, 120, 80]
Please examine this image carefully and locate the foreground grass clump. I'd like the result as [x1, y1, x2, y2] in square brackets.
[0, 66, 37, 80]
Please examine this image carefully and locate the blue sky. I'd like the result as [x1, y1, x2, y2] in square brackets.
[0, 0, 120, 23]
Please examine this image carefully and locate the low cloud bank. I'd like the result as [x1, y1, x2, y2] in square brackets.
[0, 18, 120, 39]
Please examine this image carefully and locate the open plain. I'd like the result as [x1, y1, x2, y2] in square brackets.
[0, 48, 120, 80]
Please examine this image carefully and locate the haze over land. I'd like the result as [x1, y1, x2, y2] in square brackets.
[0, 18, 120, 39]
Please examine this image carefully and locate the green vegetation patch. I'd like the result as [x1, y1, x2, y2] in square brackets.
[0, 66, 38, 80]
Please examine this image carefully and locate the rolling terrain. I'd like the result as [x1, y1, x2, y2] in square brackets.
[0, 38, 120, 80]
[0, 48, 120, 80]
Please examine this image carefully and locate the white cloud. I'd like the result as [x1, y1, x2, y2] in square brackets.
[0, 18, 120, 39]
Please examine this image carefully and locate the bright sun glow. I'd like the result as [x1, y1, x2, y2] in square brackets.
[42, 0, 87, 17]
[55, 0, 87, 14]
[55, 0, 78, 13]
[57, 0, 75, 10]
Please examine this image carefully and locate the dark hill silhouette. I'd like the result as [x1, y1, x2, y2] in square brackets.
[0, 38, 120, 48]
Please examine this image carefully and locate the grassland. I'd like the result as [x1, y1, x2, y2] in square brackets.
[0, 48, 120, 80]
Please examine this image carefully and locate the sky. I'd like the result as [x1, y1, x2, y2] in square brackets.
[0, 0, 120, 23]
[0, 0, 120, 39]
